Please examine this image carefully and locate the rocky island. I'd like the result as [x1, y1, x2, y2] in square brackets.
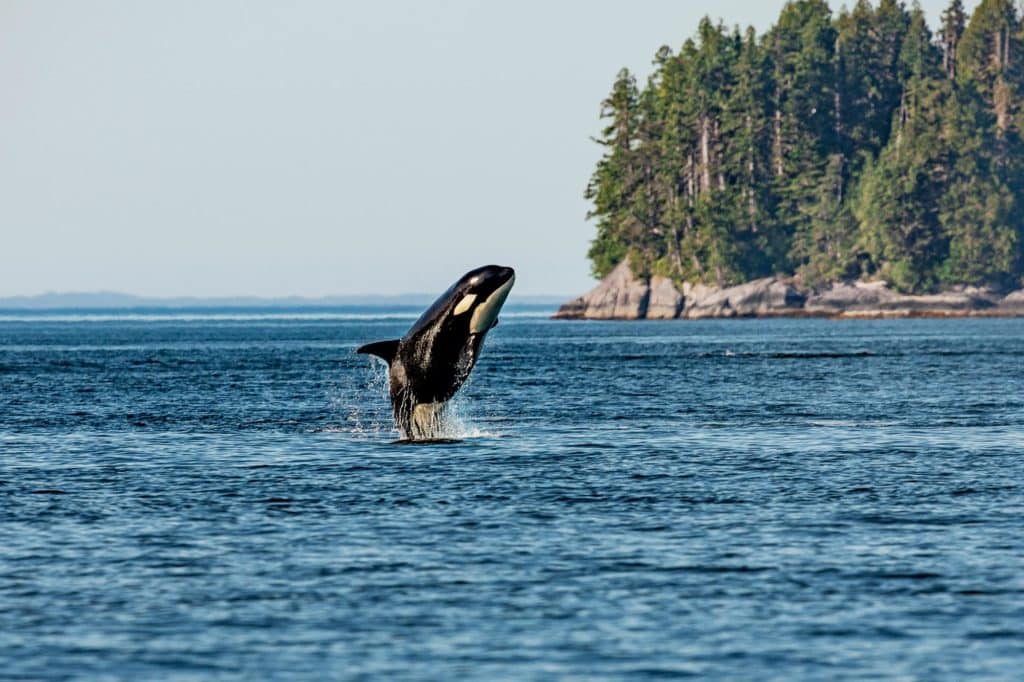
[563, 1, 1024, 321]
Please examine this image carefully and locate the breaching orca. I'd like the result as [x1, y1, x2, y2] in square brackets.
[358, 265, 515, 440]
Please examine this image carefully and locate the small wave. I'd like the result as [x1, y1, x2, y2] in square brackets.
[703, 350, 876, 359]
[316, 424, 392, 436]
[807, 419, 899, 427]
[771, 351, 876, 359]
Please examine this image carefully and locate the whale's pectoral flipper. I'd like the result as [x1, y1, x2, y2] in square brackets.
[357, 339, 400, 365]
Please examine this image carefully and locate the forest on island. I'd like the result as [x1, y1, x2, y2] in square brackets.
[586, 0, 1024, 293]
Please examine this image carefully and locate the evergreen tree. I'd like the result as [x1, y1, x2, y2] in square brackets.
[940, 0, 967, 80]
[835, 0, 909, 161]
[764, 0, 840, 275]
[856, 4, 951, 292]
[946, 0, 1023, 284]
[721, 26, 777, 277]
[585, 69, 640, 277]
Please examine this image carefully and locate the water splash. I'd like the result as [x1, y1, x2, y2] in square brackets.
[439, 396, 503, 440]
[402, 399, 488, 441]
[324, 359, 395, 437]
[332, 357, 501, 441]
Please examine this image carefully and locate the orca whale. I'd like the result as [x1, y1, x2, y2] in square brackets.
[358, 265, 515, 440]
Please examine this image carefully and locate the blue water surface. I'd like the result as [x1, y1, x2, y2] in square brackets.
[1, 312, 1023, 679]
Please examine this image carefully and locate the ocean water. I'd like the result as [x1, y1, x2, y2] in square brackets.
[1, 312, 1022, 680]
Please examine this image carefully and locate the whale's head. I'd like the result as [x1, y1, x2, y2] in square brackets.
[446, 265, 516, 334]
[406, 265, 516, 340]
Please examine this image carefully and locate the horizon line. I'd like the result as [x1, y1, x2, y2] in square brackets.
[0, 290, 573, 310]
[0, 289, 577, 299]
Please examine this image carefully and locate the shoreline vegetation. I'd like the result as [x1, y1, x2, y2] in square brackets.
[560, 0, 1024, 319]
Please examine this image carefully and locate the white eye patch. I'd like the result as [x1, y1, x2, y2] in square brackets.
[453, 294, 477, 316]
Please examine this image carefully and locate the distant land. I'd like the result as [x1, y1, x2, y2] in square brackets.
[0, 291, 565, 311]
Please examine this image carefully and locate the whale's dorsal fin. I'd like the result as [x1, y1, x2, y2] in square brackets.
[357, 339, 400, 365]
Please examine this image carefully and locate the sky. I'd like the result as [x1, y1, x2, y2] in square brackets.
[1, 1, 979, 298]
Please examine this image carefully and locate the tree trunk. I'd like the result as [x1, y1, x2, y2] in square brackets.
[713, 119, 725, 190]
[686, 155, 695, 200]
[700, 116, 712, 193]
[994, 78, 1011, 133]
[773, 108, 783, 177]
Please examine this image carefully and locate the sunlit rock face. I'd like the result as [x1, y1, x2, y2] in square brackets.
[553, 260, 649, 320]
[805, 282, 1000, 318]
[646, 276, 684, 320]
[682, 278, 804, 319]
[998, 290, 1024, 313]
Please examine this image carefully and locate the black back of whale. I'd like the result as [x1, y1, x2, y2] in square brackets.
[357, 265, 515, 435]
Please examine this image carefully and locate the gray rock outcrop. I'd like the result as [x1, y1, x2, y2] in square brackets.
[682, 278, 805, 319]
[806, 281, 997, 317]
[553, 260, 650, 319]
[646, 276, 685, 319]
[803, 281, 896, 315]
[1000, 290, 1024, 312]
[553, 260, 1023, 320]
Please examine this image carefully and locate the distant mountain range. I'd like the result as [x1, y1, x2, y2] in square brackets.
[0, 291, 566, 310]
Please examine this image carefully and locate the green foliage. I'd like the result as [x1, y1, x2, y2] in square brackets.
[584, 0, 1024, 293]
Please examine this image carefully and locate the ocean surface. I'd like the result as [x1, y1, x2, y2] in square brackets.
[1, 311, 1022, 680]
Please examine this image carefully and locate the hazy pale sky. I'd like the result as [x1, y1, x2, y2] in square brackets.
[1, 1, 977, 297]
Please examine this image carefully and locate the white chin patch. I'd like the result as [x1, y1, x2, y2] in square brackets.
[453, 294, 477, 316]
[470, 276, 514, 333]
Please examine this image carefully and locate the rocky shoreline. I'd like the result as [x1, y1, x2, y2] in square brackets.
[554, 261, 1024, 320]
